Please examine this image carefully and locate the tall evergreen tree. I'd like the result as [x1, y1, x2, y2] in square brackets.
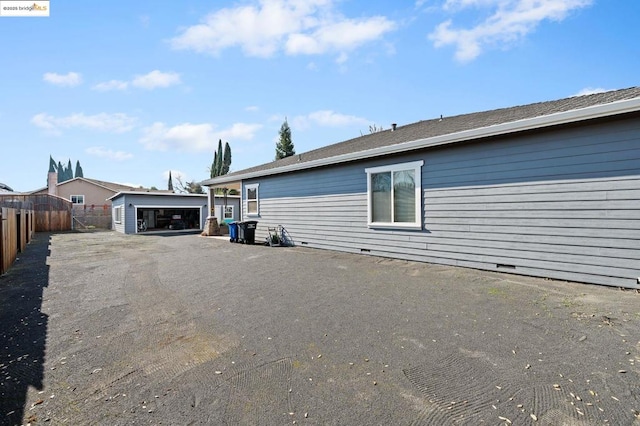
[57, 161, 64, 183]
[66, 160, 72, 179]
[49, 155, 56, 173]
[275, 118, 295, 160]
[168, 171, 174, 191]
[209, 140, 232, 178]
[222, 142, 232, 175]
[75, 160, 84, 178]
[210, 151, 218, 179]
[215, 139, 223, 177]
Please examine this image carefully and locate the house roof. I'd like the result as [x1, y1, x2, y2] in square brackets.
[64, 177, 143, 193]
[201, 87, 640, 186]
[26, 176, 173, 195]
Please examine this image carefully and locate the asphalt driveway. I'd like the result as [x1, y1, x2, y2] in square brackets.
[2, 231, 640, 425]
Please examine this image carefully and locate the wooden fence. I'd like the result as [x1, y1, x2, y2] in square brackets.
[0, 207, 35, 275]
[0, 194, 71, 232]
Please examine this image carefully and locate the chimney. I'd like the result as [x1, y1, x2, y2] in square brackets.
[47, 171, 58, 196]
[391, 123, 397, 131]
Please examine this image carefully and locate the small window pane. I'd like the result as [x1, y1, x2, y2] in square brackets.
[247, 200, 257, 214]
[247, 188, 257, 200]
[371, 172, 391, 222]
[224, 206, 233, 219]
[393, 170, 415, 223]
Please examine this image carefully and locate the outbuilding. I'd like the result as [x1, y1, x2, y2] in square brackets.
[109, 191, 240, 234]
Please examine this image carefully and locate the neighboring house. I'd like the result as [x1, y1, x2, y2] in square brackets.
[29, 173, 143, 206]
[201, 87, 640, 289]
[29, 172, 171, 229]
[108, 192, 240, 234]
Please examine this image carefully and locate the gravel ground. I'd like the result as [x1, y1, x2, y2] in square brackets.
[2, 231, 640, 425]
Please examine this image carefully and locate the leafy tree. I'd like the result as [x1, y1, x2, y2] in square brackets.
[75, 160, 84, 178]
[186, 181, 204, 194]
[174, 175, 204, 194]
[222, 142, 232, 175]
[168, 171, 174, 191]
[275, 118, 295, 160]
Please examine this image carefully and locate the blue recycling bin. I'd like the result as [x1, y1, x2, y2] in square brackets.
[228, 221, 239, 243]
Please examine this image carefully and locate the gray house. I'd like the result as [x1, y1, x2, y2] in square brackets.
[201, 87, 640, 289]
[109, 191, 240, 234]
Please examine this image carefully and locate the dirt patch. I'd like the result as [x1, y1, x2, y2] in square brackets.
[2, 231, 640, 425]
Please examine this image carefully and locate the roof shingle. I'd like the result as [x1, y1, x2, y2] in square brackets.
[209, 87, 640, 182]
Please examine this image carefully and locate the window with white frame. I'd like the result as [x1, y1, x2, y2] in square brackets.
[70, 195, 85, 205]
[224, 205, 234, 220]
[114, 206, 122, 224]
[365, 160, 423, 229]
[246, 184, 259, 216]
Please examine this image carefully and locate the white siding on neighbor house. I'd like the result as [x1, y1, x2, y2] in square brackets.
[243, 116, 640, 288]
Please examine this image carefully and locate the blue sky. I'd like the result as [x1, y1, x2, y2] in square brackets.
[2, 0, 639, 192]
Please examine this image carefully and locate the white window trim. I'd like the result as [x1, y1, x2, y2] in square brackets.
[71, 194, 85, 205]
[365, 160, 424, 230]
[223, 205, 234, 220]
[114, 205, 123, 224]
[245, 183, 259, 217]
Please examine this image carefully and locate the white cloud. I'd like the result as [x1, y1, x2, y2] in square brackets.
[92, 80, 129, 91]
[286, 16, 396, 56]
[85, 146, 134, 161]
[139, 122, 262, 152]
[43, 72, 82, 87]
[93, 70, 180, 92]
[219, 123, 263, 141]
[336, 52, 349, 64]
[293, 110, 369, 129]
[131, 70, 181, 90]
[245, 105, 259, 112]
[573, 87, 608, 96]
[170, 0, 396, 59]
[31, 112, 137, 134]
[429, 0, 593, 62]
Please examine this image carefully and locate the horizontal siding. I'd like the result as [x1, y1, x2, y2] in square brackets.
[423, 119, 640, 188]
[245, 116, 640, 289]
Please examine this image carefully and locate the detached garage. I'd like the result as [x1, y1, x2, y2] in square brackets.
[109, 192, 213, 234]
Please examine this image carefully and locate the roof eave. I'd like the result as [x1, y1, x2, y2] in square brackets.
[202, 96, 640, 186]
[107, 191, 208, 201]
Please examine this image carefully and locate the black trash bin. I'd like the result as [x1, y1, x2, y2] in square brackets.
[237, 220, 258, 244]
